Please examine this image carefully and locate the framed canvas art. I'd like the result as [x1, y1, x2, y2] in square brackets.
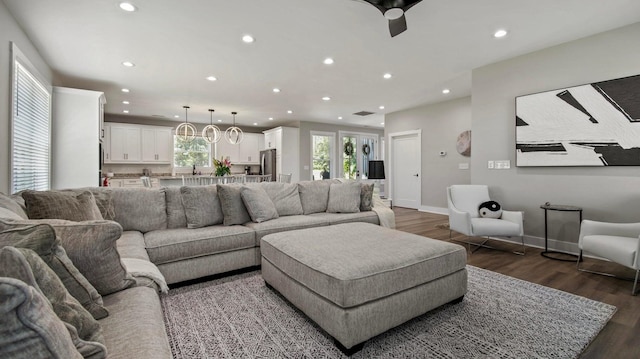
[515, 74, 640, 166]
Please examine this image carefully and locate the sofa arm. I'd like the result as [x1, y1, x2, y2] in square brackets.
[500, 210, 524, 236]
[448, 206, 472, 236]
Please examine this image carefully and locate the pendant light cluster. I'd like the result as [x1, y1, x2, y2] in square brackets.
[175, 106, 243, 145]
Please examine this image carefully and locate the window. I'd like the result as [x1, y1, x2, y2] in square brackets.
[11, 43, 52, 193]
[339, 131, 379, 179]
[311, 132, 335, 180]
[173, 135, 211, 168]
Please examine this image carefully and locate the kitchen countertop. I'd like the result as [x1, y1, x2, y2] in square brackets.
[108, 173, 260, 180]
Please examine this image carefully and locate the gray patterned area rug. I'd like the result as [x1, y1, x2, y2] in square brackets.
[160, 266, 616, 358]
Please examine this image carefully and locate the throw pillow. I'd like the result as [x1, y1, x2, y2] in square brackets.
[180, 185, 223, 228]
[297, 180, 332, 214]
[478, 201, 502, 219]
[217, 184, 252, 226]
[166, 187, 188, 229]
[0, 246, 107, 358]
[260, 182, 304, 216]
[0, 277, 83, 359]
[0, 207, 23, 220]
[0, 221, 108, 320]
[0, 192, 28, 219]
[22, 190, 103, 222]
[240, 186, 279, 223]
[327, 182, 362, 213]
[73, 188, 116, 221]
[110, 187, 167, 233]
[360, 183, 375, 211]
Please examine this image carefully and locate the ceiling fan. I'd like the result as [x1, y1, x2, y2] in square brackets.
[356, 0, 424, 37]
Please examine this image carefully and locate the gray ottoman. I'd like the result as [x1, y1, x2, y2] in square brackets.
[261, 222, 467, 353]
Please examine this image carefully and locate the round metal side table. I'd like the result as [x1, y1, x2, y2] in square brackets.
[540, 204, 582, 262]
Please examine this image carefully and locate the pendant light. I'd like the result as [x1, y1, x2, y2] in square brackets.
[175, 106, 197, 142]
[202, 109, 221, 144]
[225, 111, 244, 145]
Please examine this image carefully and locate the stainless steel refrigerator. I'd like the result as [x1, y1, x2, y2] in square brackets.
[260, 149, 277, 182]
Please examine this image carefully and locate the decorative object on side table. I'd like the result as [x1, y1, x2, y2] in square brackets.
[213, 157, 232, 177]
[540, 203, 583, 262]
[368, 160, 389, 206]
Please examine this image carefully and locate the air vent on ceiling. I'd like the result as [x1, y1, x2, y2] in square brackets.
[353, 111, 375, 116]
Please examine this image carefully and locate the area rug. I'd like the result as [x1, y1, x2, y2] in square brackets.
[160, 266, 615, 358]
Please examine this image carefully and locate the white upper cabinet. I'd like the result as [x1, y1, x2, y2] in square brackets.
[142, 127, 172, 163]
[264, 131, 276, 149]
[216, 132, 262, 164]
[105, 123, 172, 164]
[263, 126, 299, 182]
[108, 125, 141, 162]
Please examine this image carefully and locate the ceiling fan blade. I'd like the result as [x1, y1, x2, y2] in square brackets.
[388, 14, 407, 37]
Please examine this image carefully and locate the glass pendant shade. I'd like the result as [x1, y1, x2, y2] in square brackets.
[176, 106, 197, 142]
[202, 109, 221, 144]
[225, 111, 244, 145]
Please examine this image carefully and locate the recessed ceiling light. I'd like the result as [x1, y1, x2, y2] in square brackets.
[383, 73, 392, 79]
[381, 122, 385, 125]
[121, 88, 130, 93]
[174, 115, 179, 118]
[206, 76, 217, 81]
[268, 117, 274, 121]
[122, 61, 135, 67]
[323, 58, 334, 65]
[379, 105, 385, 110]
[217, 119, 222, 123]
[338, 116, 343, 120]
[242, 35, 255, 43]
[494, 29, 508, 38]
[442, 89, 451, 94]
[123, 110, 129, 114]
[287, 110, 293, 114]
[119, 2, 137, 12]
[322, 96, 331, 101]
[122, 101, 130, 105]
[273, 88, 281, 93]
[253, 123, 258, 126]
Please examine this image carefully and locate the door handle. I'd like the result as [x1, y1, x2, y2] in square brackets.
[413, 174, 419, 177]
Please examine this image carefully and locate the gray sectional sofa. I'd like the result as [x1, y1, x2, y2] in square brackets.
[0, 180, 394, 358]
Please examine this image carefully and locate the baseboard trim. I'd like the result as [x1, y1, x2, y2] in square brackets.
[419, 206, 448, 215]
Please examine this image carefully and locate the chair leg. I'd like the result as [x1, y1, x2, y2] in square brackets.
[450, 236, 524, 255]
[633, 269, 639, 296]
[578, 251, 639, 295]
[576, 250, 583, 270]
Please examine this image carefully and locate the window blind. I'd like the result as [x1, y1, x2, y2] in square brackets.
[12, 60, 51, 193]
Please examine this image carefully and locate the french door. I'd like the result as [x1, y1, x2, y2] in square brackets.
[339, 132, 379, 179]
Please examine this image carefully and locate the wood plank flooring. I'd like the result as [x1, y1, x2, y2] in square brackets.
[393, 207, 640, 359]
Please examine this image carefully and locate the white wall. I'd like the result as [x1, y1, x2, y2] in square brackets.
[471, 22, 640, 250]
[385, 97, 472, 211]
[0, 2, 53, 193]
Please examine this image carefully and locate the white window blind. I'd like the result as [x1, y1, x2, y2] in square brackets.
[11, 53, 52, 193]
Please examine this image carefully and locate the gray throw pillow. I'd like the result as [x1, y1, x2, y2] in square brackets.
[0, 221, 108, 320]
[110, 188, 167, 233]
[0, 192, 28, 219]
[360, 183, 375, 211]
[327, 182, 362, 213]
[0, 246, 107, 358]
[260, 182, 304, 216]
[73, 188, 116, 221]
[23, 190, 103, 222]
[297, 180, 332, 214]
[0, 277, 84, 359]
[217, 184, 252, 226]
[180, 185, 223, 228]
[166, 187, 188, 229]
[241, 186, 279, 223]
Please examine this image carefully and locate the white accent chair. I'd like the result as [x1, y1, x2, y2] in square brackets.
[578, 220, 640, 295]
[447, 185, 525, 255]
[278, 173, 292, 183]
[140, 176, 152, 188]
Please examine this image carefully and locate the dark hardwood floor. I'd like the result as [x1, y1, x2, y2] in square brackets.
[393, 207, 640, 359]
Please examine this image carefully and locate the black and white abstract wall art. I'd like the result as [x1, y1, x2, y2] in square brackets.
[515, 74, 640, 166]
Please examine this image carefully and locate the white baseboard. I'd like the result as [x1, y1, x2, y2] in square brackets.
[419, 206, 448, 215]
[490, 234, 579, 256]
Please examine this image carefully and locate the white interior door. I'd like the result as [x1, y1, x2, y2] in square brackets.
[391, 131, 421, 209]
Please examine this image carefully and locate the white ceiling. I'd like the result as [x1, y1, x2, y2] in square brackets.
[4, 0, 640, 128]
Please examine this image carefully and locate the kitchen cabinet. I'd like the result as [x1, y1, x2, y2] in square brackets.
[51, 87, 105, 189]
[108, 124, 141, 163]
[142, 127, 172, 163]
[263, 126, 299, 182]
[107, 178, 159, 188]
[215, 137, 239, 163]
[216, 132, 262, 164]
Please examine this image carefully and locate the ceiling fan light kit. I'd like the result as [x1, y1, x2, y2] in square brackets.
[175, 105, 197, 142]
[361, 0, 423, 37]
[224, 111, 244, 145]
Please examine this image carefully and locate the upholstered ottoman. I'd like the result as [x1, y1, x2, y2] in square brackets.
[260, 222, 467, 353]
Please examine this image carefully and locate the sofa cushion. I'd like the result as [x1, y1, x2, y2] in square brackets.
[0, 277, 83, 359]
[244, 215, 330, 242]
[360, 183, 375, 211]
[74, 188, 116, 221]
[144, 226, 256, 265]
[46, 220, 136, 296]
[99, 286, 171, 359]
[0, 246, 107, 358]
[0, 221, 108, 320]
[241, 186, 279, 223]
[217, 184, 251, 226]
[111, 188, 167, 233]
[309, 211, 379, 226]
[116, 231, 150, 261]
[0, 192, 28, 219]
[260, 182, 303, 216]
[165, 187, 187, 229]
[180, 185, 223, 228]
[327, 182, 361, 213]
[0, 207, 23, 220]
[22, 190, 103, 222]
[297, 180, 332, 214]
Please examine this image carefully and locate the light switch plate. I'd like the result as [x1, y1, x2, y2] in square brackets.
[458, 163, 469, 170]
[495, 160, 511, 169]
[487, 161, 495, 169]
